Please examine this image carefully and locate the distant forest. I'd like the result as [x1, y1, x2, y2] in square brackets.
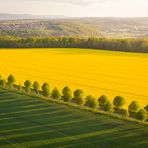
[0, 37, 148, 53]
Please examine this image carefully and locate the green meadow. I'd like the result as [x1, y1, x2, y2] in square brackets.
[0, 89, 148, 148]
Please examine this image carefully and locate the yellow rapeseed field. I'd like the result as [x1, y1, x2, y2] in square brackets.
[0, 48, 148, 108]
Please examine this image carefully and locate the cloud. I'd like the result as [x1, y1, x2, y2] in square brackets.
[32, 0, 108, 5]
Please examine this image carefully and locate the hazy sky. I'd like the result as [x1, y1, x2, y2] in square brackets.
[0, 0, 148, 17]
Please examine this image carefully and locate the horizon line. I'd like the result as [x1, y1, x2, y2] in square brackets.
[0, 13, 148, 18]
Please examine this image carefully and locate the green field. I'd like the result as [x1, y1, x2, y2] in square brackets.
[0, 89, 148, 148]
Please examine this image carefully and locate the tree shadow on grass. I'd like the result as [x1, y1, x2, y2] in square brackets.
[0, 91, 148, 148]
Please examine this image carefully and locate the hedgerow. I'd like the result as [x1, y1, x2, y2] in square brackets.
[0, 74, 148, 125]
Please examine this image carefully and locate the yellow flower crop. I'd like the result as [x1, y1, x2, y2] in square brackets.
[0, 48, 148, 108]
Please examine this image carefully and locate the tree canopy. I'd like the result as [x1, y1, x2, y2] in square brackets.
[98, 95, 108, 108]
[33, 81, 40, 94]
[104, 101, 113, 112]
[113, 96, 126, 109]
[62, 86, 72, 102]
[7, 74, 16, 84]
[85, 95, 98, 109]
[0, 37, 148, 53]
[74, 89, 85, 105]
[51, 87, 61, 99]
[136, 109, 147, 121]
[128, 101, 140, 113]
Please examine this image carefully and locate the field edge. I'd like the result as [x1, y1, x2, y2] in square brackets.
[0, 87, 148, 127]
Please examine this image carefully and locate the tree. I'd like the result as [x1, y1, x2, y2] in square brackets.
[62, 87, 71, 95]
[85, 95, 98, 109]
[42, 86, 50, 97]
[24, 80, 32, 88]
[85, 95, 93, 105]
[75, 97, 85, 105]
[51, 87, 61, 99]
[42, 83, 50, 90]
[113, 96, 126, 109]
[0, 37, 148, 53]
[62, 86, 72, 102]
[144, 105, 148, 114]
[33, 81, 40, 94]
[128, 101, 139, 114]
[74, 89, 85, 105]
[42, 83, 50, 97]
[7, 74, 16, 88]
[98, 95, 108, 108]
[0, 79, 6, 87]
[24, 80, 32, 94]
[136, 109, 147, 121]
[104, 101, 113, 112]
[74, 89, 84, 99]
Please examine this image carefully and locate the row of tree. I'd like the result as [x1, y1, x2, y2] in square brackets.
[0, 37, 148, 53]
[0, 74, 148, 122]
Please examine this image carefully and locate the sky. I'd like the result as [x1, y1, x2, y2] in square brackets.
[0, 0, 148, 17]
